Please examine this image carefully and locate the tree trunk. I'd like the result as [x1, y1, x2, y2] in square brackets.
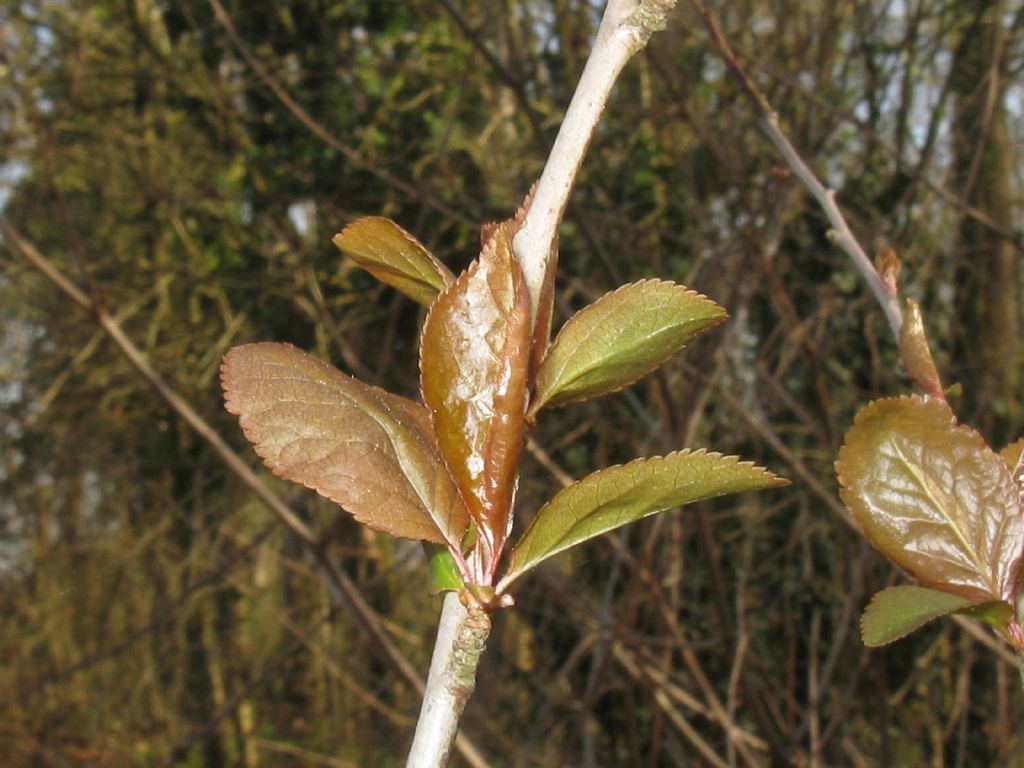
[949, 0, 1021, 442]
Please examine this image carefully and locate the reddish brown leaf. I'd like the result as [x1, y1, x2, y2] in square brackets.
[529, 235, 558, 381]
[419, 221, 532, 561]
[222, 343, 469, 546]
[332, 216, 454, 306]
[875, 244, 901, 296]
[1001, 438, 1024, 472]
[1001, 437, 1024, 505]
[898, 300, 944, 399]
[836, 396, 1024, 603]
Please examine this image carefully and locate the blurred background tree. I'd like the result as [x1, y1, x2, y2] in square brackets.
[1, 1, 1021, 765]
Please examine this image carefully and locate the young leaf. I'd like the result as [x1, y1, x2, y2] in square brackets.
[959, 600, 1018, 635]
[1000, 438, 1024, 503]
[836, 396, 1024, 603]
[332, 216, 454, 306]
[898, 299, 943, 399]
[874, 244, 901, 295]
[504, 183, 556, 379]
[426, 543, 465, 594]
[419, 221, 532, 556]
[222, 342, 469, 546]
[860, 585, 977, 647]
[500, 450, 785, 589]
[529, 280, 726, 417]
[1001, 438, 1024, 471]
[529, 235, 558, 381]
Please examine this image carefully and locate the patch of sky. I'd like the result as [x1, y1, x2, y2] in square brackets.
[288, 199, 317, 241]
[0, 160, 29, 211]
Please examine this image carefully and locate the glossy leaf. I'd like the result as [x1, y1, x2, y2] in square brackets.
[529, 280, 726, 416]
[419, 221, 532, 555]
[898, 299, 943, 398]
[222, 342, 469, 546]
[1000, 438, 1024, 505]
[503, 184, 556, 379]
[332, 216, 454, 306]
[860, 585, 976, 647]
[501, 450, 785, 589]
[836, 396, 1024, 602]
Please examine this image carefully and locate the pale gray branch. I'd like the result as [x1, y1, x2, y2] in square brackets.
[411, 3, 680, 766]
[407, 594, 491, 768]
[514, 0, 679, 324]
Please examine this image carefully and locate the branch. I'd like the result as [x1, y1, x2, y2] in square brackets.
[411, 2, 679, 765]
[689, 1, 1024, 669]
[513, 0, 679, 325]
[406, 595, 491, 768]
[690, 0, 903, 340]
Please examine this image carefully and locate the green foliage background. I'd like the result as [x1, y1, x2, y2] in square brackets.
[1, 0, 1022, 765]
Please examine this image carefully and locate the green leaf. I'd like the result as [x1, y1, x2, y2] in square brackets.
[529, 280, 726, 416]
[332, 216, 454, 306]
[426, 543, 465, 594]
[222, 343, 469, 546]
[960, 600, 1017, 633]
[860, 586, 977, 647]
[500, 450, 786, 589]
[419, 221, 532, 559]
[836, 396, 1024, 603]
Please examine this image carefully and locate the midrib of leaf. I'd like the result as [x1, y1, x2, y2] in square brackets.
[268, 360, 452, 533]
[378, 414, 434, 511]
[561, 322, 691, 382]
[892, 441, 990, 585]
[359, 395, 450, 530]
[545, 491, 669, 553]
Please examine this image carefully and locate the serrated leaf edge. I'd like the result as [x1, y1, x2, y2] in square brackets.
[835, 394, 1023, 602]
[531, 279, 726, 414]
[499, 448, 786, 590]
[222, 343, 460, 545]
[332, 216, 454, 303]
[859, 585, 977, 647]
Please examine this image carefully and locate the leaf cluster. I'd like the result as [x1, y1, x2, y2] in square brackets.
[836, 396, 1024, 648]
[223, 209, 786, 606]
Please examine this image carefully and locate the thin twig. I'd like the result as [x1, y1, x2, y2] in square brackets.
[513, 0, 679, 323]
[406, 595, 491, 768]
[689, 0, 902, 340]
